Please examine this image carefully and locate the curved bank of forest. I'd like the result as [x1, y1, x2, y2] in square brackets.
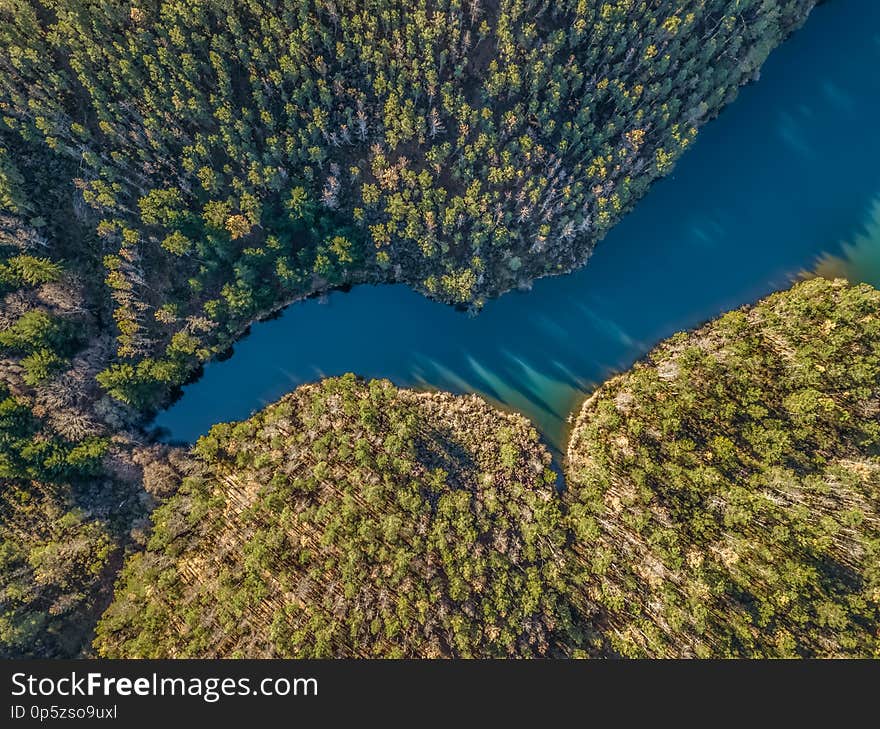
[94, 376, 576, 658]
[0, 0, 816, 409]
[564, 277, 880, 657]
[95, 279, 880, 658]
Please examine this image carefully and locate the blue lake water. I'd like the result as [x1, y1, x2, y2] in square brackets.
[155, 0, 880, 450]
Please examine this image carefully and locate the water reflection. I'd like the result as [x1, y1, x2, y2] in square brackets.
[154, 0, 880, 452]
[816, 197, 880, 288]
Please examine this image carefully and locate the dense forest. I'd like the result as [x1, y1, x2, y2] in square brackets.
[94, 375, 577, 658]
[0, 0, 816, 408]
[94, 279, 880, 658]
[565, 277, 880, 657]
[0, 128, 178, 656]
[0, 135, 121, 657]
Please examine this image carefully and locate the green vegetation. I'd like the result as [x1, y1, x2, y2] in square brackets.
[0, 142, 95, 388]
[0, 0, 816, 406]
[94, 375, 575, 657]
[0, 138, 150, 658]
[565, 278, 880, 657]
[0, 385, 107, 483]
[0, 383, 116, 657]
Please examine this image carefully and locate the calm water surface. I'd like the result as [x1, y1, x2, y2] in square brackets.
[155, 0, 880, 450]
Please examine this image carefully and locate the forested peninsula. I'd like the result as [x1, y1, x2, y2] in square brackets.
[94, 377, 574, 658]
[564, 277, 880, 658]
[93, 279, 880, 659]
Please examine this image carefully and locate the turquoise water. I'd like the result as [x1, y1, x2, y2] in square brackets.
[154, 0, 880, 450]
